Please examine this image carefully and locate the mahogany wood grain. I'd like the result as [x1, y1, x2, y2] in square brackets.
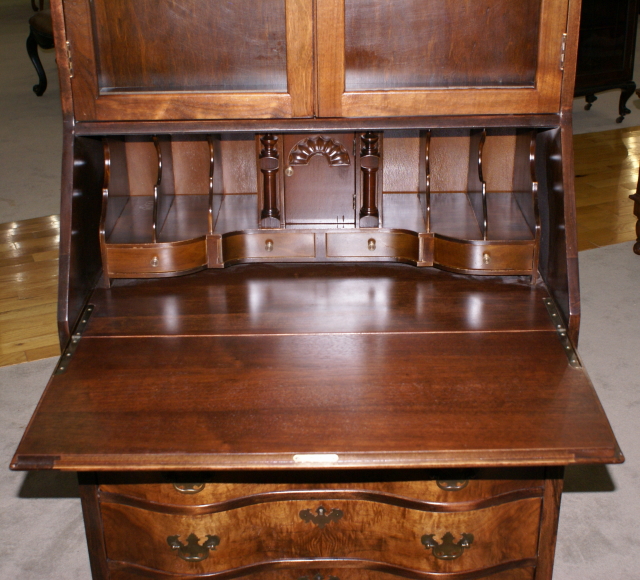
[73, 115, 564, 136]
[105, 239, 207, 278]
[12, 331, 621, 470]
[64, 0, 314, 121]
[106, 564, 536, 580]
[100, 498, 541, 574]
[98, 469, 546, 508]
[83, 265, 556, 337]
[433, 238, 535, 275]
[223, 232, 316, 262]
[78, 474, 110, 580]
[536, 128, 574, 338]
[316, 0, 567, 118]
[283, 133, 356, 225]
[535, 467, 564, 580]
[57, 136, 104, 346]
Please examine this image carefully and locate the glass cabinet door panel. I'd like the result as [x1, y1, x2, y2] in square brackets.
[65, 0, 313, 121]
[317, 0, 568, 117]
[344, 0, 541, 91]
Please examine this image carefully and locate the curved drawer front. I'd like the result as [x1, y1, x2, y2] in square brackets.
[101, 497, 542, 576]
[326, 232, 419, 261]
[222, 232, 316, 262]
[106, 239, 207, 277]
[433, 237, 534, 274]
[99, 469, 545, 508]
[108, 564, 535, 580]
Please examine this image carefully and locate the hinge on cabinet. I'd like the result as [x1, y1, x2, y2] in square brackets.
[54, 304, 94, 374]
[66, 41, 74, 78]
[542, 297, 581, 368]
[559, 33, 567, 71]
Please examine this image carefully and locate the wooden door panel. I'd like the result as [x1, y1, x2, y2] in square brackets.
[317, 0, 568, 117]
[65, 0, 313, 120]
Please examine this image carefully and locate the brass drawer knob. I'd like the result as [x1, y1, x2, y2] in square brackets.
[422, 532, 474, 560]
[172, 482, 206, 494]
[368, 238, 376, 251]
[299, 506, 343, 528]
[285, 166, 294, 177]
[482, 252, 490, 265]
[150, 256, 159, 267]
[265, 239, 274, 252]
[167, 533, 220, 562]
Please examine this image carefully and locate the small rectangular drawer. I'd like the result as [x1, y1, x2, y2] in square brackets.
[326, 231, 419, 260]
[222, 232, 316, 261]
[100, 496, 542, 576]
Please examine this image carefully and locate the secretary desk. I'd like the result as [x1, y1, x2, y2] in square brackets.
[12, 1, 623, 579]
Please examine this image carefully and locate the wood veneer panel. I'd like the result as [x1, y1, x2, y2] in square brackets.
[12, 331, 621, 470]
[84, 265, 554, 337]
[100, 498, 541, 574]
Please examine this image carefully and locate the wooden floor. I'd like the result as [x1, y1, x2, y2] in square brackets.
[1, 128, 638, 368]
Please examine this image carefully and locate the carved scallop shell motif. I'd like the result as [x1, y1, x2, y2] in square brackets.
[288, 136, 351, 166]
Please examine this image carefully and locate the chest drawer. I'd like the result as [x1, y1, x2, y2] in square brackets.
[98, 469, 545, 508]
[100, 496, 541, 576]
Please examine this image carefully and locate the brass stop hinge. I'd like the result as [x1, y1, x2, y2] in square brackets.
[66, 41, 74, 78]
[542, 297, 581, 368]
[54, 304, 94, 374]
[559, 33, 568, 71]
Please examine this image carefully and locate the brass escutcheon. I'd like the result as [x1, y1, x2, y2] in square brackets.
[265, 239, 274, 252]
[422, 532, 474, 560]
[299, 506, 343, 528]
[167, 533, 220, 562]
[368, 238, 376, 251]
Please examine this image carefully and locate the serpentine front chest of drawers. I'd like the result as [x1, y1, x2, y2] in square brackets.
[12, 1, 622, 579]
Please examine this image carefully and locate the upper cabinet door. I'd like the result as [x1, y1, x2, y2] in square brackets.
[66, 0, 313, 121]
[316, 0, 569, 117]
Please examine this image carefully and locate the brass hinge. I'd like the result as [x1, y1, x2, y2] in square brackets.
[66, 41, 74, 78]
[559, 33, 567, 71]
[54, 304, 94, 374]
[542, 297, 581, 368]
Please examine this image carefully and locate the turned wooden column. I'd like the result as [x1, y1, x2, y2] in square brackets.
[359, 132, 380, 228]
[260, 134, 281, 228]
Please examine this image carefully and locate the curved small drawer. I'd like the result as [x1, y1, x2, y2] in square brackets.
[99, 469, 544, 509]
[105, 238, 207, 277]
[100, 497, 542, 575]
[433, 237, 535, 274]
[325, 231, 419, 261]
[222, 232, 316, 262]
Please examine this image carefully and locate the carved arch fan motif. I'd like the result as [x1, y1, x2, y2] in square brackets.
[288, 136, 351, 166]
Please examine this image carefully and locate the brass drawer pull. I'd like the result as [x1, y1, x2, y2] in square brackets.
[265, 239, 274, 252]
[422, 532, 474, 560]
[167, 533, 220, 562]
[299, 506, 343, 528]
[482, 252, 491, 265]
[172, 482, 206, 494]
[368, 238, 376, 251]
[436, 479, 469, 491]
